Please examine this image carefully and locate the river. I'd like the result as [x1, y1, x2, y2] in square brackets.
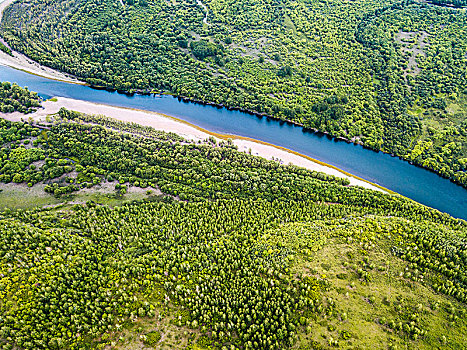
[1, 64, 466, 220]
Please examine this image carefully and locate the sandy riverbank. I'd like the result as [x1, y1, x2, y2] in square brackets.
[0, 0, 83, 84]
[1, 96, 388, 192]
[0, 50, 83, 84]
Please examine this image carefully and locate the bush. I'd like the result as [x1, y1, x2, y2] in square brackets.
[144, 331, 161, 347]
[190, 40, 218, 59]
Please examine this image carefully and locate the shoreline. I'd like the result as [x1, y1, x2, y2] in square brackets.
[0, 54, 85, 84]
[0, 96, 391, 193]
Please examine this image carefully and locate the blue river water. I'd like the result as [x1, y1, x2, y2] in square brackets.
[1, 64, 466, 220]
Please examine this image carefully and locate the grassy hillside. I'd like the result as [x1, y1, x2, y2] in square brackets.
[0, 95, 466, 349]
[1, 0, 466, 186]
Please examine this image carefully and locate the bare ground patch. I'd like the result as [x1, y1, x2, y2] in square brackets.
[396, 30, 430, 77]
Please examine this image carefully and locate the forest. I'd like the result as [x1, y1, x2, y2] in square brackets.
[429, 0, 467, 7]
[0, 0, 466, 186]
[0, 84, 466, 348]
[1, 197, 466, 350]
[0, 82, 40, 114]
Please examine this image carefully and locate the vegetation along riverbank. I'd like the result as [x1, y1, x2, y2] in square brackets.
[0, 0, 466, 187]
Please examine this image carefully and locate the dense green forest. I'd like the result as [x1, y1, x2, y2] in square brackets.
[1, 108, 357, 199]
[1, 0, 466, 186]
[430, 0, 467, 8]
[0, 106, 466, 349]
[0, 81, 40, 113]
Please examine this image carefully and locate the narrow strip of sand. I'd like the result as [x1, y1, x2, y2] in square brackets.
[1, 96, 389, 193]
[0, 51, 83, 84]
[0, 0, 83, 84]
